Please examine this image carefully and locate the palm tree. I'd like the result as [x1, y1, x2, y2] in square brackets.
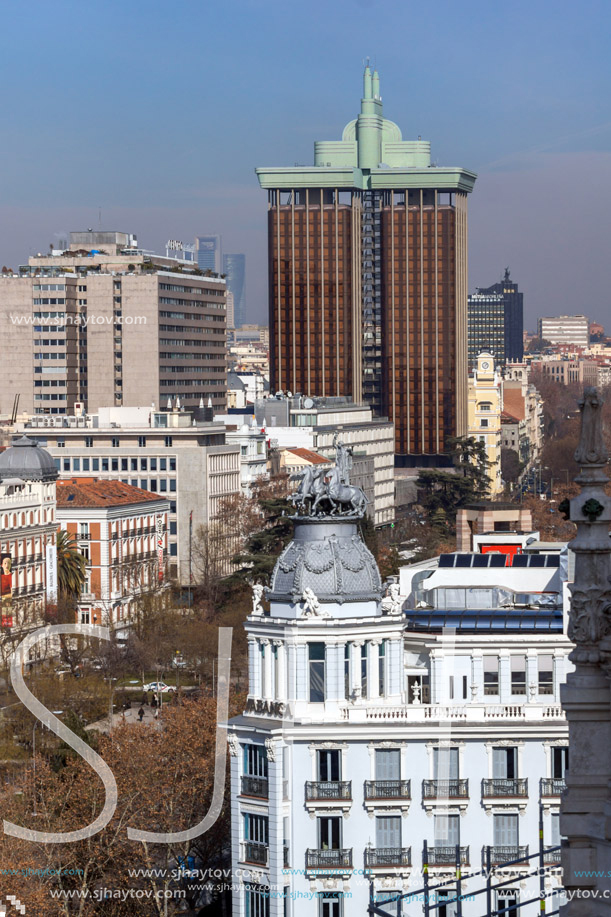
[56, 530, 87, 599]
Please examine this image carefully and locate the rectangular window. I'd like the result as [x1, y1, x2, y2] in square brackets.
[57, 438, 65, 448]
[511, 655, 526, 695]
[550, 813, 560, 847]
[73, 458, 80, 471]
[375, 749, 400, 781]
[111, 437, 120, 448]
[63, 458, 70, 472]
[170, 479, 176, 492]
[150, 457, 157, 471]
[160, 480, 167, 492]
[484, 657, 499, 695]
[121, 458, 128, 471]
[131, 479, 138, 487]
[140, 458, 148, 471]
[165, 436, 173, 447]
[492, 747, 517, 779]
[150, 480, 157, 492]
[378, 641, 386, 696]
[317, 815, 341, 850]
[496, 891, 518, 917]
[169, 457, 176, 471]
[538, 655, 554, 695]
[111, 458, 119, 472]
[318, 893, 342, 917]
[434, 813, 459, 846]
[552, 747, 569, 778]
[82, 458, 90, 471]
[309, 643, 325, 703]
[376, 815, 401, 849]
[344, 644, 350, 699]
[244, 744, 268, 778]
[317, 749, 340, 782]
[245, 885, 270, 917]
[84, 437, 93, 448]
[170, 520, 177, 535]
[138, 436, 146, 447]
[92, 458, 99, 471]
[361, 643, 368, 697]
[160, 458, 167, 471]
[433, 747, 459, 780]
[494, 813, 518, 847]
[101, 458, 109, 472]
[140, 480, 148, 490]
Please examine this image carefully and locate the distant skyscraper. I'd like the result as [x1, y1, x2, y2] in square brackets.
[467, 292, 505, 370]
[470, 269, 523, 368]
[223, 253, 246, 327]
[256, 66, 476, 463]
[538, 314, 589, 347]
[196, 234, 222, 273]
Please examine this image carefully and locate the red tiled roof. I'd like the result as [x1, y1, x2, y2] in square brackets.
[284, 448, 330, 465]
[503, 388, 526, 421]
[501, 410, 520, 423]
[56, 479, 164, 509]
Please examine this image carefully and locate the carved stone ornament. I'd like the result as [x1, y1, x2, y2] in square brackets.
[574, 387, 608, 466]
[227, 733, 239, 757]
[381, 579, 402, 615]
[300, 587, 329, 618]
[264, 737, 276, 762]
[251, 582, 269, 616]
[568, 585, 611, 646]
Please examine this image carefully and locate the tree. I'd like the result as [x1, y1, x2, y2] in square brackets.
[501, 447, 523, 485]
[416, 436, 493, 532]
[526, 336, 552, 352]
[232, 473, 294, 584]
[56, 530, 87, 599]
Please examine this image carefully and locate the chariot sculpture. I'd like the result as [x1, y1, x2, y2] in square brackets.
[289, 434, 368, 518]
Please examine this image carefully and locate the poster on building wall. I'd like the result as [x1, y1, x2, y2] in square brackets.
[46, 542, 58, 603]
[1, 553, 13, 626]
[156, 514, 165, 583]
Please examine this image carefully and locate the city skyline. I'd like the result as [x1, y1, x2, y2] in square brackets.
[1, 1, 610, 330]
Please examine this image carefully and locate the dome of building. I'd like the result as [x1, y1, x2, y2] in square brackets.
[0, 435, 58, 483]
[269, 518, 382, 604]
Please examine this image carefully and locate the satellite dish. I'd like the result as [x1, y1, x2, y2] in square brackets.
[304, 397, 314, 409]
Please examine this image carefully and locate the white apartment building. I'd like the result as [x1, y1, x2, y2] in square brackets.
[19, 406, 240, 585]
[229, 504, 570, 917]
[0, 436, 58, 666]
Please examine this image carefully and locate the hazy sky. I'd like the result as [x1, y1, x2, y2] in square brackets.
[2, 0, 610, 331]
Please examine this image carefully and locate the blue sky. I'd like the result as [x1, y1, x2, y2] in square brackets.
[2, 0, 611, 328]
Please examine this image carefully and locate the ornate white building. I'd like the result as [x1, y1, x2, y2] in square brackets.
[229, 466, 572, 917]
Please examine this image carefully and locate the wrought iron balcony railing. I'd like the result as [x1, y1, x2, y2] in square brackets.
[305, 848, 352, 870]
[543, 846, 562, 866]
[426, 846, 469, 866]
[485, 845, 529, 866]
[422, 779, 469, 799]
[364, 780, 411, 800]
[540, 777, 566, 796]
[242, 841, 268, 866]
[241, 775, 268, 799]
[365, 847, 411, 868]
[305, 781, 352, 802]
[482, 778, 528, 797]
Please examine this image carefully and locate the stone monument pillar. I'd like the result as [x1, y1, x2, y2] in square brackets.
[561, 388, 611, 915]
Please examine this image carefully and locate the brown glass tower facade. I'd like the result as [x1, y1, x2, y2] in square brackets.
[258, 68, 476, 463]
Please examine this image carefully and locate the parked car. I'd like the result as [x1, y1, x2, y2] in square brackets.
[142, 682, 176, 693]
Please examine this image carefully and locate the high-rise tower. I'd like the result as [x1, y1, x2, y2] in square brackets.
[256, 66, 476, 463]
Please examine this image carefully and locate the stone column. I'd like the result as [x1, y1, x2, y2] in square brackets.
[261, 639, 272, 701]
[273, 640, 285, 701]
[560, 388, 611, 915]
[351, 641, 363, 700]
[369, 639, 381, 701]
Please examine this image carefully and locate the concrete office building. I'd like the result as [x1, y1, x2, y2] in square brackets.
[256, 66, 476, 462]
[223, 253, 246, 328]
[20, 405, 240, 585]
[538, 315, 589, 348]
[0, 231, 227, 417]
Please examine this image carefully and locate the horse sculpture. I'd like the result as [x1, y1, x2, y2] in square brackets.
[289, 440, 368, 517]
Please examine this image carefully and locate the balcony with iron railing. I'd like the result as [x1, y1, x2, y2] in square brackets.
[422, 779, 469, 800]
[305, 848, 353, 872]
[240, 775, 268, 799]
[482, 778, 528, 798]
[543, 846, 562, 866]
[365, 847, 411, 868]
[364, 780, 411, 801]
[540, 777, 566, 797]
[305, 781, 352, 802]
[485, 846, 529, 866]
[426, 846, 469, 866]
[242, 841, 268, 867]
[283, 846, 290, 868]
